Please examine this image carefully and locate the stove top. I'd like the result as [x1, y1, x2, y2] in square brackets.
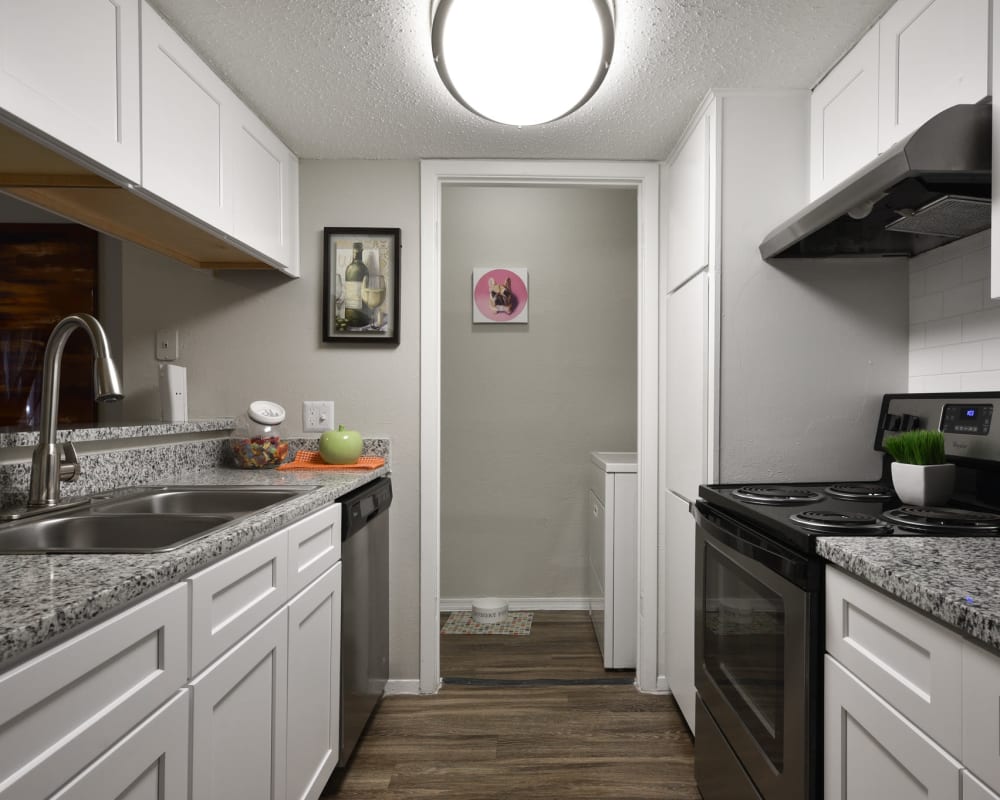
[698, 480, 1000, 554]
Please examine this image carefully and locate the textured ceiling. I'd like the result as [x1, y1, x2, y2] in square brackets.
[147, 0, 895, 161]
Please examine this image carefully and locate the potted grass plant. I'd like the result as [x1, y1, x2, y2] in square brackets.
[883, 429, 954, 506]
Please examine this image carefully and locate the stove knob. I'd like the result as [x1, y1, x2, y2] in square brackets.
[902, 414, 921, 431]
[884, 413, 901, 432]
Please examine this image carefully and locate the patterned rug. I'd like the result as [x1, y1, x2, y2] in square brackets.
[440, 610, 533, 636]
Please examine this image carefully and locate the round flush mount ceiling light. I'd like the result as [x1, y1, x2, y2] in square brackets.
[431, 0, 615, 127]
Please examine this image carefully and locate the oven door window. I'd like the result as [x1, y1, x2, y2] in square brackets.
[703, 545, 785, 769]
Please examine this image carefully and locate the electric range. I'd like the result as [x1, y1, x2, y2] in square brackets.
[692, 392, 1000, 800]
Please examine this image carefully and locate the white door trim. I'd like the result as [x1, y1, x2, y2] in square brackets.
[419, 160, 660, 693]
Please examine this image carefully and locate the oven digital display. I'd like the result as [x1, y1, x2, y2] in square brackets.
[941, 404, 993, 435]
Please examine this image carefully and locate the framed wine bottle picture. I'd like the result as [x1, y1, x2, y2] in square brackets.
[322, 227, 401, 344]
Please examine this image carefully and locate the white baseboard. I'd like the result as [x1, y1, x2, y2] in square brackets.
[384, 678, 424, 695]
[654, 675, 673, 695]
[440, 596, 592, 612]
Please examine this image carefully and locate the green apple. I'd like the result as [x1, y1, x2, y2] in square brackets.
[319, 424, 362, 464]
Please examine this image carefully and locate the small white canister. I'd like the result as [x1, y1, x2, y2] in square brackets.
[472, 597, 508, 625]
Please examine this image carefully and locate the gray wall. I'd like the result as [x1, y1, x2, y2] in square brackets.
[116, 160, 422, 681]
[440, 185, 637, 601]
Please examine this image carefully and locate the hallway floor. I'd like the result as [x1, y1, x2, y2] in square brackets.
[323, 611, 699, 799]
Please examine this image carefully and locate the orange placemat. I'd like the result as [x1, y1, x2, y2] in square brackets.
[277, 451, 385, 471]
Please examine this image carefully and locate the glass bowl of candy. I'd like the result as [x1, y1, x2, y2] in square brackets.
[229, 401, 289, 468]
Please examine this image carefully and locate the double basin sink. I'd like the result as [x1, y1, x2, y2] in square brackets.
[0, 486, 309, 554]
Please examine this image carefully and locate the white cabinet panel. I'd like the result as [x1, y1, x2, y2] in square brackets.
[0, 584, 187, 800]
[664, 114, 710, 292]
[140, 0, 233, 233]
[963, 641, 1000, 792]
[189, 528, 288, 675]
[587, 488, 606, 641]
[190, 609, 288, 800]
[50, 689, 190, 800]
[809, 26, 878, 198]
[825, 655, 961, 800]
[965, 771, 1000, 800]
[664, 271, 708, 502]
[877, 0, 989, 153]
[0, 0, 141, 181]
[664, 488, 695, 733]
[231, 108, 299, 274]
[825, 567, 963, 755]
[286, 503, 341, 599]
[287, 563, 342, 800]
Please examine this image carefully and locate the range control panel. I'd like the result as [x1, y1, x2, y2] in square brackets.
[876, 394, 1000, 464]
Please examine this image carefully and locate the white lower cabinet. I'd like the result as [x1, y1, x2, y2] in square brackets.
[287, 563, 342, 800]
[51, 689, 190, 800]
[825, 655, 961, 799]
[826, 567, 1000, 800]
[0, 497, 347, 800]
[190, 608, 288, 800]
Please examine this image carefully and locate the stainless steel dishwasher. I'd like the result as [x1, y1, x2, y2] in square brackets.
[338, 476, 392, 767]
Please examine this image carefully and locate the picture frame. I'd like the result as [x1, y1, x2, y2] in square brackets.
[322, 227, 401, 344]
[472, 267, 529, 324]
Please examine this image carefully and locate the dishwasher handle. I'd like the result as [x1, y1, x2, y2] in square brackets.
[341, 476, 393, 539]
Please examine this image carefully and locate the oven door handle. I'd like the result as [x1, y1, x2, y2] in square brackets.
[693, 502, 810, 586]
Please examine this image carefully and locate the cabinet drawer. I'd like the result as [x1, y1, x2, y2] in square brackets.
[963, 641, 1000, 791]
[825, 655, 961, 799]
[189, 529, 288, 675]
[50, 689, 190, 800]
[286, 503, 341, 598]
[0, 583, 187, 799]
[825, 567, 962, 755]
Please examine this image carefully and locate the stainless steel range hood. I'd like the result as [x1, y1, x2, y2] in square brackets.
[760, 104, 991, 261]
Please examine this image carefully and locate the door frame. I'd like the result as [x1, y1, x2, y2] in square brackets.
[419, 160, 660, 693]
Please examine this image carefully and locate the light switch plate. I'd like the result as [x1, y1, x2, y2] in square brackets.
[303, 400, 335, 432]
[155, 329, 178, 361]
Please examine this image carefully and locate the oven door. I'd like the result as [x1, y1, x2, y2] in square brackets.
[693, 501, 820, 800]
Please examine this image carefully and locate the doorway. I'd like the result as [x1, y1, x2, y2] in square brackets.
[420, 160, 660, 693]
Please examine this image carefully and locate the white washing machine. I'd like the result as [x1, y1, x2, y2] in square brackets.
[587, 451, 637, 669]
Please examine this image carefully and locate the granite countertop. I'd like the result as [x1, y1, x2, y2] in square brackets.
[0, 463, 388, 671]
[817, 536, 1000, 653]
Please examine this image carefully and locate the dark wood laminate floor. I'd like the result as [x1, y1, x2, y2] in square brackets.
[323, 611, 698, 799]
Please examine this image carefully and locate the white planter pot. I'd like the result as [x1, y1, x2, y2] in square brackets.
[891, 462, 956, 507]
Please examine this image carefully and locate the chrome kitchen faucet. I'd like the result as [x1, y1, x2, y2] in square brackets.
[26, 314, 124, 509]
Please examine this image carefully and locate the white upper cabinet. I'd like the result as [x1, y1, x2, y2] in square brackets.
[0, 0, 141, 183]
[140, 0, 299, 274]
[140, 0, 233, 234]
[810, 0, 990, 199]
[231, 106, 299, 274]
[810, 26, 879, 199]
[877, 0, 990, 153]
[664, 112, 711, 292]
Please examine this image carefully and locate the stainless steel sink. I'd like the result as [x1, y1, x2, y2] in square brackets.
[0, 485, 311, 553]
[0, 514, 234, 553]
[97, 487, 303, 516]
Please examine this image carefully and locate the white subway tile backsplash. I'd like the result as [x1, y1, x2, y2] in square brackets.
[941, 342, 982, 374]
[911, 373, 962, 392]
[942, 281, 986, 318]
[983, 339, 1000, 371]
[910, 293, 944, 324]
[909, 348, 944, 376]
[961, 371, 1000, 391]
[963, 307, 1000, 342]
[908, 238, 995, 387]
[924, 257, 964, 294]
[923, 317, 962, 348]
[964, 248, 990, 282]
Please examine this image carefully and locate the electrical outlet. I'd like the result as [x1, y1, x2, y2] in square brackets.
[303, 400, 335, 432]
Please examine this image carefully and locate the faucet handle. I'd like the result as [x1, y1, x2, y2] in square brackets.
[58, 443, 80, 483]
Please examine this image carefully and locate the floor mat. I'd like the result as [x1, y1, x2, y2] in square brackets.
[440, 610, 533, 635]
